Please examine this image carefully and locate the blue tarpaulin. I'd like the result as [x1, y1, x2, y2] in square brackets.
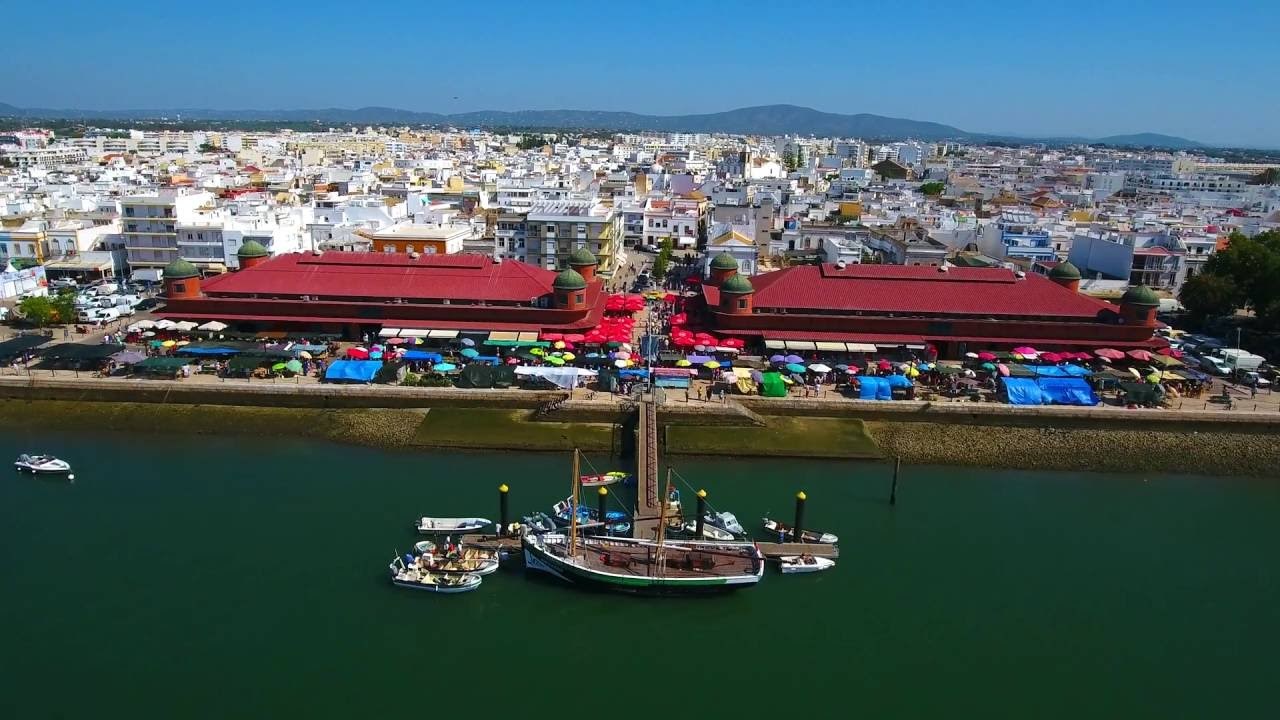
[859, 376, 893, 400]
[324, 360, 381, 383]
[618, 369, 650, 378]
[1034, 365, 1092, 378]
[401, 350, 443, 362]
[177, 346, 241, 356]
[1036, 377, 1099, 406]
[654, 377, 690, 389]
[1003, 377, 1044, 405]
[885, 374, 913, 388]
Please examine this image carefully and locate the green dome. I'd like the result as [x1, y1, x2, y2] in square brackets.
[552, 268, 588, 291]
[720, 274, 754, 294]
[710, 252, 738, 271]
[163, 258, 199, 280]
[1048, 261, 1081, 280]
[1120, 284, 1160, 306]
[568, 247, 598, 267]
[237, 240, 269, 258]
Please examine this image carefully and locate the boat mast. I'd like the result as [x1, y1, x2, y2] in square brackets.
[654, 468, 672, 577]
[569, 448, 580, 556]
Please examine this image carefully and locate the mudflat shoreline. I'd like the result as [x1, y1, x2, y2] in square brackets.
[2, 390, 1276, 476]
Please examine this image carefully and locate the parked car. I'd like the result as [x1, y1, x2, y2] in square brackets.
[637, 243, 660, 253]
[1234, 369, 1271, 388]
[77, 308, 104, 323]
[1200, 355, 1231, 376]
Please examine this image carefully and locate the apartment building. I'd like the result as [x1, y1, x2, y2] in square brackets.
[121, 188, 216, 273]
[369, 222, 469, 255]
[524, 201, 618, 272]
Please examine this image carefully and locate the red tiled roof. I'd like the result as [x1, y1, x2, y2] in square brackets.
[201, 252, 558, 303]
[706, 264, 1116, 319]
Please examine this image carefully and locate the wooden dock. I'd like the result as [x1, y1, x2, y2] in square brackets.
[459, 534, 839, 560]
[631, 393, 662, 539]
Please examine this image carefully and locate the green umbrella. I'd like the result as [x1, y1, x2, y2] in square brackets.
[546, 355, 565, 366]
[285, 359, 303, 374]
[785, 362, 806, 373]
[461, 348, 479, 358]
[271, 362, 287, 371]
[981, 362, 997, 371]
[605, 341, 623, 349]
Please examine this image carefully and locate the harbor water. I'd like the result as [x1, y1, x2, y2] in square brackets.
[2, 431, 1277, 717]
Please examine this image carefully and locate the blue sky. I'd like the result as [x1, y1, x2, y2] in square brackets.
[3, 0, 1277, 147]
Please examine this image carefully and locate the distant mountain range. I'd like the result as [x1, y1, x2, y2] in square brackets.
[0, 102, 1207, 149]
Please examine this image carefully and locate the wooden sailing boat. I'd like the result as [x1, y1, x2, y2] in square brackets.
[522, 451, 764, 596]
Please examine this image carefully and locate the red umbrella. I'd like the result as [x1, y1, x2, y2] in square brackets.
[1156, 347, 1183, 358]
[662, 293, 677, 304]
[346, 346, 370, 359]
[977, 351, 998, 361]
[1094, 348, 1125, 360]
[1126, 349, 1153, 361]
[541, 332, 564, 341]
[721, 338, 745, 349]
[670, 313, 687, 325]
[1039, 352, 1063, 363]
[563, 333, 585, 343]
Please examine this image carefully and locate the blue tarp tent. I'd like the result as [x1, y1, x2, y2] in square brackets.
[1062, 364, 1093, 377]
[885, 374, 913, 388]
[1003, 377, 1044, 405]
[1033, 366, 1069, 377]
[859, 376, 893, 400]
[401, 350, 443, 363]
[324, 360, 381, 383]
[1036, 377, 1099, 406]
[618, 369, 650, 378]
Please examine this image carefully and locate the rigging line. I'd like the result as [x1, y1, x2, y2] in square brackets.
[668, 466, 722, 515]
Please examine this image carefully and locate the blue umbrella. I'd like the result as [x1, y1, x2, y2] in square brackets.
[719, 360, 733, 368]
[785, 362, 807, 374]
[461, 348, 479, 358]
[460, 338, 475, 347]
[835, 364, 849, 371]
[434, 362, 457, 372]
[784, 354, 804, 364]
[769, 354, 786, 363]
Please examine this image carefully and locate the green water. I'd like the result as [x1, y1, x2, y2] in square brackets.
[2, 432, 1277, 718]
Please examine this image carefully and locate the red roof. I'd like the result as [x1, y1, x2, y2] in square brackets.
[1132, 247, 1173, 256]
[201, 252, 559, 303]
[705, 264, 1115, 319]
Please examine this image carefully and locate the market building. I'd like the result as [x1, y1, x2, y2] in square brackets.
[698, 254, 1164, 359]
[158, 248, 606, 339]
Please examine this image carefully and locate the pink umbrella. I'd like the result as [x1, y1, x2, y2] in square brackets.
[541, 332, 564, 341]
[1012, 346, 1038, 356]
[346, 347, 370, 359]
[1157, 347, 1183, 358]
[563, 333, 585, 343]
[997, 363, 1010, 377]
[1095, 348, 1125, 360]
[1126, 349, 1153, 361]
[1039, 352, 1063, 363]
[977, 351, 998, 361]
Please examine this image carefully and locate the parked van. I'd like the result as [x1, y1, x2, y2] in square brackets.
[1200, 355, 1231, 376]
[1217, 348, 1265, 372]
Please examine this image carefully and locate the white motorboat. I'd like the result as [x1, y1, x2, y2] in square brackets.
[705, 511, 745, 535]
[762, 517, 838, 545]
[414, 516, 492, 535]
[411, 541, 501, 575]
[681, 520, 736, 541]
[389, 556, 482, 593]
[14, 454, 72, 475]
[779, 555, 836, 574]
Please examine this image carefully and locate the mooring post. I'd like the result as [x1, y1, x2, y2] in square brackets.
[498, 483, 509, 536]
[794, 490, 807, 544]
[597, 486, 608, 533]
[695, 489, 707, 538]
[890, 456, 900, 506]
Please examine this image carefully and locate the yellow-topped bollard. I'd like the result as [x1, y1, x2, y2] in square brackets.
[695, 489, 708, 538]
[498, 483, 510, 535]
[697, 488, 707, 498]
[794, 490, 808, 543]
[598, 486, 608, 496]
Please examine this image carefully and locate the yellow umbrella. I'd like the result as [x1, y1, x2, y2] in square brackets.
[675, 359, 691, 367]
[161, 340, 176, 347]
[702, 360, 721, 369]
[175, 340, 190, 346]
[299, 351, 313, 359]
[554, 341, 566, 349]
[562, 352, 576, 361]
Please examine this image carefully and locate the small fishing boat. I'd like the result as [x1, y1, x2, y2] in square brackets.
[412, 541, 502, 574]
[704, 511, 745, 535]
[762, 517, 838, 545]
[415, 516, 492, 535]
[14, 454, 72, 475]
[779, 555, 836, 574]
[680, 520, 736, 541]
[403, 551, 499, 577]
[580, 471, 631, 487]
[551, 498, 631, 534]
[389, 556, 482, 593]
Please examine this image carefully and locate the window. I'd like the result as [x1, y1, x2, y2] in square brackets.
[738, 299, 748, 309]
[545, 225, 556, 234]
[172, 282, 186, 294]
[557, 293, 568, 305]
[406, 244, 415, 253]
[575, 293, 584, 304]
[384, 244, 396, 253]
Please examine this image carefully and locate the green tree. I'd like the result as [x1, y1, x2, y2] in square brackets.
[652, 237, 674, 279]
[18, 295, 56, 326]
[52, 290, 76, 324]
[919, 181, 946, 196]
[1186, 230, 1280, 326]
[1179, 272, 1240, 320]
[781, 149, 797, 171]
[1248, 167, 1279, 185]
[197, 141, 218, 153]
[517, 134, 547, 150]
